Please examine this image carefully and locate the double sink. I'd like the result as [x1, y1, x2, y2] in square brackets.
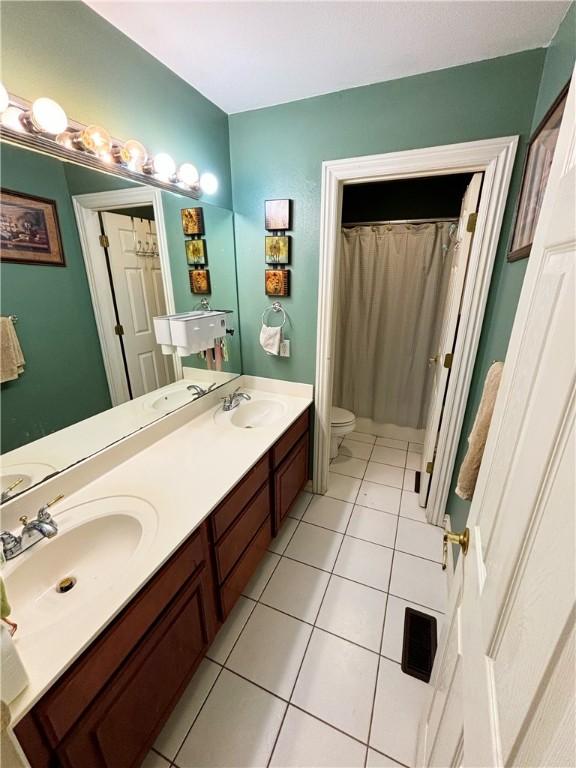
[1, 393, 286, 641]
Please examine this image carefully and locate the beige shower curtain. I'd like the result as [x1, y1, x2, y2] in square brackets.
[333, 223, 454, 430]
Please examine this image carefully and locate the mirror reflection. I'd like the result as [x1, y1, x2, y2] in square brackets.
[0, 142, 241, 500]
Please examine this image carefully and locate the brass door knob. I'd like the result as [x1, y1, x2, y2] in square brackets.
[442, 527, 470, 570]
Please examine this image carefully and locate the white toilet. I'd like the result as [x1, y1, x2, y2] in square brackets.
[330, 406, 357, 459]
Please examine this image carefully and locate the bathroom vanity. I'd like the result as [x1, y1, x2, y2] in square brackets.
[3, 378, 312, 768]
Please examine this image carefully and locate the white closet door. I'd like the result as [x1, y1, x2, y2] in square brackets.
[419, 173, 483, 506]
[419, 70, 575, 768]
[102, 212, 171, 398]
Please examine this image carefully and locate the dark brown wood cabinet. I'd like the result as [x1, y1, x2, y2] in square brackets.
[15, 406, 311, 768]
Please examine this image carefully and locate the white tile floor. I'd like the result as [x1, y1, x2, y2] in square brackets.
[148, 432, 447, 768]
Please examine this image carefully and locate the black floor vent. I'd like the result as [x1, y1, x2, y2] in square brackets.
[401, 607, 437, 683]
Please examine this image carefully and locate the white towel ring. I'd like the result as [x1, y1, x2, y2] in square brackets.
[261, 301, 286, 328]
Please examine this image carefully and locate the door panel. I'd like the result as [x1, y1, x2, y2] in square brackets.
[419, 70, 575, 768]
[419, 173, 483, 506]
[102, 212, 175, 398]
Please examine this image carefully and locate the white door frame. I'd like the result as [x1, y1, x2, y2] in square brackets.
[73, 187, 182, 406]
[313, 136, 518, 525]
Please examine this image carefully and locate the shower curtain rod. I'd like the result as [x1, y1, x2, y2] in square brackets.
[342, 217, 458, 226]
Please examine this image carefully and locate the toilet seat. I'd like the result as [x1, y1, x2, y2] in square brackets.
[331, 406, 356, 427]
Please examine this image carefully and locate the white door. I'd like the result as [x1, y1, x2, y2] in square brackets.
[419, 70, 575, 768]
[419, 173, 483, 506]
[102, 212, 174, 399]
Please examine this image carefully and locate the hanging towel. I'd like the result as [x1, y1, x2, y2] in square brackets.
[260, 324, 282, 356]
[0, 318, 25, 384]
[455, 361, 504, 500]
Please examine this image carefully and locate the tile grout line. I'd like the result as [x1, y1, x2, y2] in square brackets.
[362, 439, 405, 766]
[266, 455, 367, 767]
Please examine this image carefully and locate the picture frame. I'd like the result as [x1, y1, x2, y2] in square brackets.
[507, 81, 569, 262]
[265, 235, 291, 265]
[181, 207, 205, 236]
[0, 189, 65, 266]
[265, 269, 290, 297]
[185, 238, 207, 266]
[189, 268, 211, 295]
[265, 199, 291, 231]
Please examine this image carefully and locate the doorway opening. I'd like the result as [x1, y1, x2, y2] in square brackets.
[313, 137, 518, 525]
[332, 172, 481, 512]
[72, 187, 181, 407]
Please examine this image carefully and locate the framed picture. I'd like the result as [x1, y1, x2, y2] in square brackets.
[265, 199, 291, 231]
[189, 268, 211, 294]
[0, 189, 65, 266]
[265, 269, 290, 297]
[265, 235, 291, 264]
[508, 82, 569, 262]
[181, 207, 205, 236]
[185, 238, 207, 266]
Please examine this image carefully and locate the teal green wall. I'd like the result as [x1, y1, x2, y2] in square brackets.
[161, 193, 243, 374]
[0, 0, 232, 209]
[0, 145, 111, 451]
[532, 3, 575, 129]
[229, 49, 545, 386]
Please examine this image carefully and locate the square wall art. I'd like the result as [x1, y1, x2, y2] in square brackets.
[186, 238, 207, 266]
[265, 235, 290, 265]
[265, 199, 291, 231]
[181, 207, 205, 236]
[189, 269, 211, 294]
[265, 269, 290, 297]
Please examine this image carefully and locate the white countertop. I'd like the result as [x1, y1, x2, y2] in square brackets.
[5, 376, 312, 723]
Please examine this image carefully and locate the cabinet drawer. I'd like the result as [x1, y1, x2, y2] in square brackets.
[211, 454, 270, 541]
[220, 520, 272, 619]
[35, 524, 209, 746]
[274, 434, 309, 529]
[215, 481, 270, 584]
[271, 409, 309, 468]
[58, 565, 214, 768]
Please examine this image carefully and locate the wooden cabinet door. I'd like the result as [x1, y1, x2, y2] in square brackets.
[274, 434, 309, 529]
[58, 563, 216, 768]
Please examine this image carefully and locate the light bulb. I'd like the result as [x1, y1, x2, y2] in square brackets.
[1, 106, 25, 132]
[111, 144, 130, 165]
[153, 152, 176, 179]
[30, 97, 68, 134]
[55, 131, 75, 150]
[123, 139, 147, 171]
[0, 83, 9, 115]
[77, 124, 111, 154]
[177, 163, 199, 187]
[200, 172, 218, 195]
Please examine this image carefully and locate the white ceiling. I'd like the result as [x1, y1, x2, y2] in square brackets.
[86, 1, 570, 114]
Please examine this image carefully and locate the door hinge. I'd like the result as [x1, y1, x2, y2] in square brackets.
[426, 460, 434, 474]
[99, 234, 110, 248]
[466, 212, 477, 233]
[114, 324, 124, 336]
[444, 352, 453, 369]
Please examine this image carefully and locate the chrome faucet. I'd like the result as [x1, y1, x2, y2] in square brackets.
[222, 387, 251, 412]
[0, 477, 24, 504]
[187, 382, 218, 400]
[0, 494, 63, 561]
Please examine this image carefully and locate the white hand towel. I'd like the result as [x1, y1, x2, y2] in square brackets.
[0, 318, 25, 384]
[260, 324, 282, 356]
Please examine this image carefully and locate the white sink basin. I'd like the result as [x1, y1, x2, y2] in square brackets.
[4, 496, 157, 639]
[149, 387, 196, 413]
[214, 398, 287, 429]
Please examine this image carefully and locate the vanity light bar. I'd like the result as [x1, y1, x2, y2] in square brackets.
[0, 85, 218, 198]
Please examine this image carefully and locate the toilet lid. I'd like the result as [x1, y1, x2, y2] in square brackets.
[331, 406, 356, 426]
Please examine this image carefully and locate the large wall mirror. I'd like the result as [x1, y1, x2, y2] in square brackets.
[0, 141, 242, 502]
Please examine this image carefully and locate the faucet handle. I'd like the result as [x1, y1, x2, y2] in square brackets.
[19, 515, 28, 526]
[38, 494, 64, 520]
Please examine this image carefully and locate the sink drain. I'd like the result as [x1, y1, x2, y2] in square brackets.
[55, 576, 77, 594]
